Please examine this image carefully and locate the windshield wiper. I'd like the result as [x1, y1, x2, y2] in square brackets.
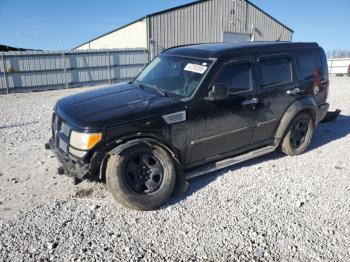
[134, 81, 168, 97]
[149, 84, 168, 97]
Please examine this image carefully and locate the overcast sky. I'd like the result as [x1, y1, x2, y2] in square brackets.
[0, 0, 348, 51]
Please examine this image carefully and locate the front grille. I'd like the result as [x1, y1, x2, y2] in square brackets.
[58, 138, 68, 153]
[60, 122, 71, 137]
[52, 113, 71, 154]
[53, 114, 71, 139]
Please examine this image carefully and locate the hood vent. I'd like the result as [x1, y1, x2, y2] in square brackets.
[162, 111, 186, 124]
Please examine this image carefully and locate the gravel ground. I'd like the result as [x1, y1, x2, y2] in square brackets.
[0, 76, 349, 261]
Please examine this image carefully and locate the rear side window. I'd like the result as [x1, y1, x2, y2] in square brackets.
[259, 57, 292, 88]
[215, 63, 252, 92]
[295, 50, 322, 80]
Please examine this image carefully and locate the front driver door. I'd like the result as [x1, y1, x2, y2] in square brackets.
[186, 57, 258, 164]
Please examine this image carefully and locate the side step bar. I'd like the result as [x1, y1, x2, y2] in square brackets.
[185, 146, 276, 180]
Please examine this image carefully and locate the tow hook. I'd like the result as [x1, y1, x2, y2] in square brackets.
[45, 143, 51, 150]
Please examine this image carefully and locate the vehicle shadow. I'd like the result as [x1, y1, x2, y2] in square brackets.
[166, 151, 284, 208]
[308, 114, 350, 151]
[167, 114, 350, 207]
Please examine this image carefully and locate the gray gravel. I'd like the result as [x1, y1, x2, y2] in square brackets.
[0, 77, 350, 261]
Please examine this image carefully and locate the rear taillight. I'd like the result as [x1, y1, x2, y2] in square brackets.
[313, 68, 322, 87]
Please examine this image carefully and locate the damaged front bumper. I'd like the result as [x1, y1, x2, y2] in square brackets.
[46, 138, 93, 180]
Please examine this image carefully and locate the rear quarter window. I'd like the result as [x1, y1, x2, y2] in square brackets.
[295, 49, 323, 80]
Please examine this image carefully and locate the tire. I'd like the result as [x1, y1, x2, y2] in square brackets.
[106, 142, 176, 210]
[281, 112, 314, 156]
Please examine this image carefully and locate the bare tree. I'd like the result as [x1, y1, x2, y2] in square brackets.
[327, 49, 350, 59]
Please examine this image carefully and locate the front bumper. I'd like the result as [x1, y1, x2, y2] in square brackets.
[46, 138, 92, 180]
[317, 103, 330, 123]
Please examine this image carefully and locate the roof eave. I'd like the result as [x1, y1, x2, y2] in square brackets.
[245, 0, 294, 33]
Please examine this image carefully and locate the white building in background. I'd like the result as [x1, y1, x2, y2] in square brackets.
[328, 58, 350, 74]
[76, 20, 148, 50]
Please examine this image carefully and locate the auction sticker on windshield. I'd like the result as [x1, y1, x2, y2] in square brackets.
[184, 63, 208, 74]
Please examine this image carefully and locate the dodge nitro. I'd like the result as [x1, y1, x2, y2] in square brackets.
[47, 42, 329, 210]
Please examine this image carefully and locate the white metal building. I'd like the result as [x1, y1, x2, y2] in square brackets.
[328, 58, 350, 74]
[74, 0, 293, 58]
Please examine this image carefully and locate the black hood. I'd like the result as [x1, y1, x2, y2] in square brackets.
[56, 83, 178, 129]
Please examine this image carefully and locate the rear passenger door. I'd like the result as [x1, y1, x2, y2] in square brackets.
[251, 53, 300, 144]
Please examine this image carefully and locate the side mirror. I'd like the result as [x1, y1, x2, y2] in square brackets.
[204, 83, 229, 102]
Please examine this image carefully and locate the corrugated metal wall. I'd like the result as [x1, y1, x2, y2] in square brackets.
[149, 0, 293, 56]
[248, 3, 292, 41]
[0, 49, 148, 93]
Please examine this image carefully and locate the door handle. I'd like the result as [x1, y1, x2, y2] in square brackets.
[241, 97, 258, 106]
[286, 88, 301, 95]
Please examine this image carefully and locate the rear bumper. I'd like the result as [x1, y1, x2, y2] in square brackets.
[46, 138, 92, 180]
[317, 103, 329, 123]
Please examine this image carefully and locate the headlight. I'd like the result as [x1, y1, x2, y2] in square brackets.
[70, 131, 102, 150]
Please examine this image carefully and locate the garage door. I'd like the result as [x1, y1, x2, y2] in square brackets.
[223, 32, 251, 43]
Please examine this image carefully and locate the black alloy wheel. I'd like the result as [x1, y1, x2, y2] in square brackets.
[125, 152, 164, 195]
[281, 112, 314, 156]
[106, 141, 176, 210]
[290, 119, 309, 149]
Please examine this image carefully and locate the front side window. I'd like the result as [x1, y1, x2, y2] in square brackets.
[135, 55, 213, 98]
[259, 56, 293, 88]
[214, 63, 252, 93]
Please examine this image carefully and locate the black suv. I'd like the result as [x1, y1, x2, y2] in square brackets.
[47, 42, 329, 210]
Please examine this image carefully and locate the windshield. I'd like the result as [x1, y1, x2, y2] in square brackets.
[135, 55, 213, 98]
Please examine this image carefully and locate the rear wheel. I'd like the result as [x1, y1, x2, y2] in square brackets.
[106, 142, 176, 210]
[281, 112, 314, 156]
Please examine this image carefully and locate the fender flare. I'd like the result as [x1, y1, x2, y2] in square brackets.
[99, 137, 184, 184]
[273, 96, 318, 145]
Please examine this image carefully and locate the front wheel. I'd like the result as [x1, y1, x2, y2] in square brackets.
[281, 112, 314, 156]
[106, 142, 176, 210]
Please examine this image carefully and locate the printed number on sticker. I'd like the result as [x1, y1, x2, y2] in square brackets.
[184, 63, 207, 74]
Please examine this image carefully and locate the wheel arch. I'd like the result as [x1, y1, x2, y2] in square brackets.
[99, 134, 182, 181]
[273, 96, 318, 146]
